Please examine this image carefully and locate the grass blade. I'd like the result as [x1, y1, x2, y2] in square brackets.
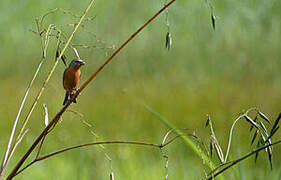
[267, 146, 273, 170]
[270, 126, 279, 138]
[255, 139, 261, 163]
[143, 104, 224, 180]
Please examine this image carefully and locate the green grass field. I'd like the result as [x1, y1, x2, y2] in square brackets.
[0, 0, 281, 179]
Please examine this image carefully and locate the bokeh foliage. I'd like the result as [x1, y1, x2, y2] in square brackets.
[0, 0, 281, 179]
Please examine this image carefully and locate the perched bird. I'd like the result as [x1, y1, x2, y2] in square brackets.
[63, 59, 85, 105]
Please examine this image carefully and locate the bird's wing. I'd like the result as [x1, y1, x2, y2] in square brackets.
[63, 69, 66, 88]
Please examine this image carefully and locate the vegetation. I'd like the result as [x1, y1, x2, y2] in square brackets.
[0, 0, 280, 179]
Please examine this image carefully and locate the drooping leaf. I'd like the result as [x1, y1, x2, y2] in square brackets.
[165, 32, 172, 50]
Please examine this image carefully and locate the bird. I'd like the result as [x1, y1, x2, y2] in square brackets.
[63, 59, 85, 105]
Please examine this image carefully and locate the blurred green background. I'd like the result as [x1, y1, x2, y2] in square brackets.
[0, 0, 281, 179]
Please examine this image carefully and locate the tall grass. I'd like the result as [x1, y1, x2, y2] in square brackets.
[0, 0, 280, 179]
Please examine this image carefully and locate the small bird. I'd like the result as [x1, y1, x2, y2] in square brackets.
[63, 59, 85, 105]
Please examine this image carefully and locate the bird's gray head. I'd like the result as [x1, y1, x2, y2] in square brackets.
[69, 59, 85, 69]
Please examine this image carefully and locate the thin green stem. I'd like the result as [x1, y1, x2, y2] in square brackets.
[15, 140, 163, 177]
[224, 108, 257, 163]
[224, 114, 244, 163]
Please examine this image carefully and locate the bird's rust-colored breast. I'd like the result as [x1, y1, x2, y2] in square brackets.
[63, 68, 81, 92]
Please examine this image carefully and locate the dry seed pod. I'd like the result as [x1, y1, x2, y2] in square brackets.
[211, 14, 216, 31]
[206, 115, 210, 127]
[209, 140, 214, 157]
[245, 115, 259, 129]
[259, 121, 268, 134]
[43, 104, 49, 127]
[56, 49, 59, 59]
[210, 135, 224, 163]
[250, 116, 258, 132]
[110, 172, 114, 180]
[258, 111, 271, 124]
[165, 32, 172, 50]
[61, 54, 67, 66]
[56, 48, 67, 66]
[214, 142, 224, 163]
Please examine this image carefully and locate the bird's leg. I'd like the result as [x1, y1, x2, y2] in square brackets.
[71, 90, 78, 103]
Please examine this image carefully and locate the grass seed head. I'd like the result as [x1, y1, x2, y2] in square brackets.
[165, 32, 172, 50]
[258, 111, 271, 124]
[211, 14, 216, 31]
[245, 115, 259, 129]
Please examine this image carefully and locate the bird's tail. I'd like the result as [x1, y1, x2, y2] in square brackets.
[63, 92, 77, 105]
[63, 93, 70, 106]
